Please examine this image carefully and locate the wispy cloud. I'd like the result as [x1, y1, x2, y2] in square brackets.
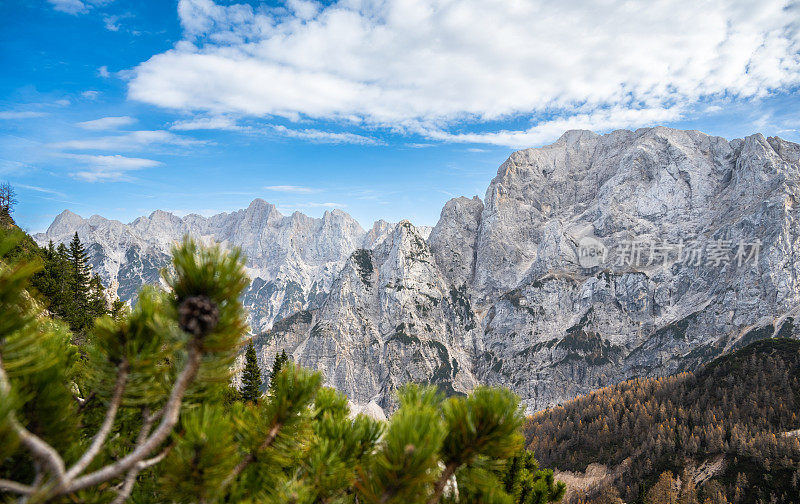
[63, 154, 163, 182]
[265, 185, 319, 194]
[52, 130, 204, 151]
[170, 116, 243, 131]
[303, 202, 346, 208]
[76, 116, 136, 130]
[272, 126, 381, 145]
[81, 90, 101, 100]
[48, 0, 88, 15]
[16, 184, 68, 199]
[0, 111, 48, 120]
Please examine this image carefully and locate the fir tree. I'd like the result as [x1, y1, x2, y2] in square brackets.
[240, 341, 262, 403]
[269, 348, 288, 389]
[68, 232, 91, 301]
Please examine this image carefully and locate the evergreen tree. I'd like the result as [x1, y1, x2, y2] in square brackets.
[269, 348, 288, 389]
[88, 273, 109, 320]
[68, 232, 91, 305]
[240, 341, 262, 403]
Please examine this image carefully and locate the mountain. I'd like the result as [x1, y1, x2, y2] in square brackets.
[36, 201, 385, 332]
[36, 127, 800, 415]
[524, 338, 800, 503]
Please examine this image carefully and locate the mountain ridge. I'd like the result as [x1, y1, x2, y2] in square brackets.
[35, 126, 800, 414]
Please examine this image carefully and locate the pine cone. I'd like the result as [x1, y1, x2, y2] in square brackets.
[178, 295, 219, 337]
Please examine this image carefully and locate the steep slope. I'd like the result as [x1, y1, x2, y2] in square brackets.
[252, 221, 478, 410]
[524, 338, 800, 503]
[459, 128, 800, 411]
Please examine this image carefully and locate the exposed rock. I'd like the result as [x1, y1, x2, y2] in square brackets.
[41, 127, 800, 413]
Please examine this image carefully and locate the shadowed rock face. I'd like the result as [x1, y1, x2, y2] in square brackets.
[41, 127, 800, 414]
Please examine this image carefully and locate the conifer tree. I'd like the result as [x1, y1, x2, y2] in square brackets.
[66, 232, 92, 329]
[269, 349, 288, 389]
[240, 341, 262, 403]
[498, 448, 566, 504]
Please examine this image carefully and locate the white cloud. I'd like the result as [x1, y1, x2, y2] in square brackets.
[0, 111, 48, 119]
[81, 90, 101, 100]
[127, 0, 800, 147]
[104, 15, 120, 31]
[48, 0, 88, 15]
[52, 130, 204, 151]
[76, 116, 137, 130]
[265, 185, 318, 194]
[63, 154, 162, 182]
[170, 116, 243, 130]
[98, 66, 111, 78]
[48, 0, 116, 15]
[272, 125, 380, 145]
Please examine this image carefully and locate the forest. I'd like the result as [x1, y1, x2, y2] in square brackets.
[526, 337, 800, 503]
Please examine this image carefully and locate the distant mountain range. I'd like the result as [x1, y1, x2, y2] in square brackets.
[36, 127, 800, 415]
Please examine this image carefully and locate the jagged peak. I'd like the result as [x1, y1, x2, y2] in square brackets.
[47, 209, 84, 235]
[148, 209, 179, 221]
[246, 198, 278, 214]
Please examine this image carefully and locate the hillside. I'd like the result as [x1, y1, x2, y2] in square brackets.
[525, 338, 800, 503]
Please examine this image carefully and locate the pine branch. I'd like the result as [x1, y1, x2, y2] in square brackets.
[110, 447, 170, 504]
[220, 420, 284, 491]
[425, 461, 459, 504]
[0, 354, 68, 491]
[66, 360, 129, 479]
[66, 339, 203, 493]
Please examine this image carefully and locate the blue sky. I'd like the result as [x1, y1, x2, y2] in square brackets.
[1, 0, 799, 233]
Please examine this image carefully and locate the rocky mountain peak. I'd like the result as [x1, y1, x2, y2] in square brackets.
[47, 209, 84, 236]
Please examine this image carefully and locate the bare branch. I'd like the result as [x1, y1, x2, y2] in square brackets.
[0, 479, 32, 495]
[66, 340, 203, 493]
[66, 361, 129, 479]
[110, 447, 170, 504]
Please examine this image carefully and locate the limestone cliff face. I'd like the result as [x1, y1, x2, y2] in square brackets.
[471, 128, 800, 411]
[252, 221, 478, 410]
[41, 127, 800, 414]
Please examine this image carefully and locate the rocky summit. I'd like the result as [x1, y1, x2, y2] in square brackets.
[37, 127, 800, 414]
